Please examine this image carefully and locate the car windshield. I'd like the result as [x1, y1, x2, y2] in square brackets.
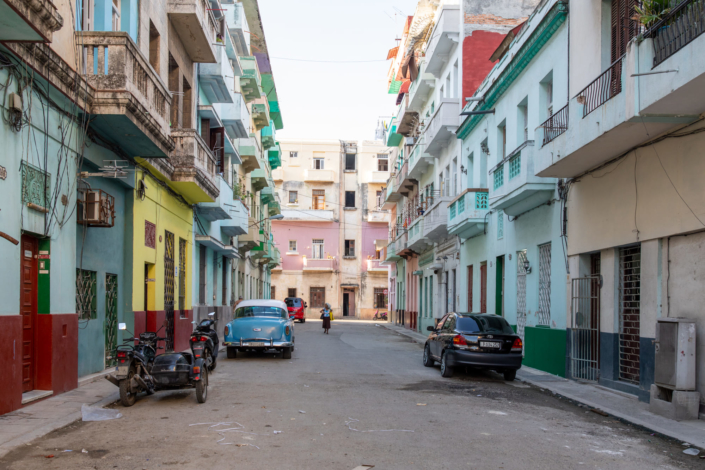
[235, 306, 288, 319]
[285, 298, 302, 308]
[457, 316, 515, 334]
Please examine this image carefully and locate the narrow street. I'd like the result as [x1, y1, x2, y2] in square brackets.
[0, 322, 697, 470]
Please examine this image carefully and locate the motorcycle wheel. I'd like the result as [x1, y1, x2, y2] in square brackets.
[119, 369, 137, 407]
[196, 367, 208, 403]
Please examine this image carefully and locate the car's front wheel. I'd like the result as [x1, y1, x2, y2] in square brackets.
[422, 344, 434, 367]
[440, 352, 453, 378]
[227, 347, 237, 359]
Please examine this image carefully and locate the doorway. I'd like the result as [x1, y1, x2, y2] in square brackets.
[20, 235, 38, 393]
[343, 290, 355, 317]
[495, 255, 504, 316]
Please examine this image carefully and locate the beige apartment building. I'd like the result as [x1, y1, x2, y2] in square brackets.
[270, 139, 392, 319]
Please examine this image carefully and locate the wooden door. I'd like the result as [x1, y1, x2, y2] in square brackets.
[480, 264, 487, 313]
[467, 265, 473, 312]
[310, 287, 325, 309]
[20, 235, 38, 393]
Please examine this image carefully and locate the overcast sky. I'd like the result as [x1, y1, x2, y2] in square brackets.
[258, 0, 420, 142]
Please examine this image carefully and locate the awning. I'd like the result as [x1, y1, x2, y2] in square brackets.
[386, 46, 399, 60]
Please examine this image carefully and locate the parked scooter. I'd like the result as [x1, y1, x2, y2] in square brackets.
[107, 322, 208, 406]
[373, 310, 388, 321]
[191, 312, 219, 371]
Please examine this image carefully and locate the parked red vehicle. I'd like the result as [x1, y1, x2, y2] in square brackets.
[285, 297, 307, 323]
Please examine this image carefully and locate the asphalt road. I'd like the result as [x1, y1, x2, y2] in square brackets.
[0, 320, 700, 470]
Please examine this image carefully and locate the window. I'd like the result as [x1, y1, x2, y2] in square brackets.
[345, 240, 355, 257]
[374, 288, 387, 308]
[494, 166, 504, 190]
[182, 77, 192, 128]
[112, 0, 121, 31]
[312, 239, 324, 259]
[538, 243, 552, 326]
[499, 122, 507, 159]
[376, 190, 382, 209]
[289, 190, 298, 204]
[168, 54, 179, 127]
[345, 153, 356, 170]
[235, 305, 287, 319]
[452, 158, 458, 196]
[518, 99, 528, 143]
[313, 158, 324, 169]
[310, 287, 325, 308]
[288, 288, 297, 298]
[270, 286, 275, 300]
[149, 21, 160, 74]
[509, 155, 521, 179]
[76, 269, 97, 320]
[378, 158, 388, 171]
[345, 191, 355, 208]
[290, 151, 298, 158]
[288, 240, 297, 252]
[312, 189, 325, 210]
[547, 82, 553, 116]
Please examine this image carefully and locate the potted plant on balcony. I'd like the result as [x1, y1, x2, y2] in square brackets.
[633, 0, 671, 29]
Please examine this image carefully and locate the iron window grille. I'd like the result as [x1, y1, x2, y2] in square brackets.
[76, 269, 97, 320]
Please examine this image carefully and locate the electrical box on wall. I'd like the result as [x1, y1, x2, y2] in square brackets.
[654, 317, 696, 390]
[8, 93, 22, 112]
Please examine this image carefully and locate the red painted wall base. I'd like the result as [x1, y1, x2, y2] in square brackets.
[133, 311, 147, 339]
[0, 315, 23, 415]
[35, 314, 78, 394]
[146, 311, 166, 350]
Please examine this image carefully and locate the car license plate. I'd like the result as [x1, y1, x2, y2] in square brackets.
[480, 341, 501, 349]
[245, 342, 265, 347]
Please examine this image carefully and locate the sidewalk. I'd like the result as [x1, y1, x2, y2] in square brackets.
[381, 322, 705, 449]
[0, 377, 118, 458]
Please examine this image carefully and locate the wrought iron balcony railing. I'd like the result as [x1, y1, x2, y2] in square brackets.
[541, 104, 569, 146]
[645, 0, 705, 67]
[575, 55, 625, 118]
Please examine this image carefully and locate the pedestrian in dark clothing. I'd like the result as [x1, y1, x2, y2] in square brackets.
[320, 303, 332, 334]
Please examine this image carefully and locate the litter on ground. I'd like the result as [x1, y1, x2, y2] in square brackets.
[81, 404, 122, 422]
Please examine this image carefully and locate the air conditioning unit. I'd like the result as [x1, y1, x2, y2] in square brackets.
[85, 190, 101, 223]
[78, 189, 115, 228]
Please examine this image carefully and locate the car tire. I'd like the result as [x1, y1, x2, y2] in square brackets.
[196, 367, 208, 403]
[503, 369, 517, 381]
[282, 347, 292, 359]
[440, 352, 453, 378]
[422, 344, 434, 367]
[301, 318, 306, 323]
[227, 347, 237, 359]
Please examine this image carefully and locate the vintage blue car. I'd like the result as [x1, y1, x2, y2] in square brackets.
[223, 300, 295, 359]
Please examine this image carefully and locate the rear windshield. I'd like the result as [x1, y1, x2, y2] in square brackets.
[457, 316, 515, 334]
[235, 306, 288, 319]
[285, 298, 302, 308]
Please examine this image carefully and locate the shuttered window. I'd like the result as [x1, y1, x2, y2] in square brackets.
[312, 190, 325, 210]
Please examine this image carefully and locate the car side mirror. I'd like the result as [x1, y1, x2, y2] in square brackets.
[426, 326, 435, 332]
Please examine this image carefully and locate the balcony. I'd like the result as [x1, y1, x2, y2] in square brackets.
[408, 66, 435, 112]
[424, 98, 460, 157]
[76, 32, 173, 158]
[221, 198, 249, 236]
[303, 169, 335, 183]
[167, 0, 218, 63]
[222, 2, 248, 55]
[303, 258, 335, 272]
[251, 169, 267, 192]
[268, 142, 282, 170]
[268, 247, 282, 268]
[239, 135, 262, 173]
[386, 119, 403, 147]
[268, 197, 281, 217]
[170, 128, 219, 203]
[195, 235, 239, 259]
[0, 0, 63, 42]
[238, 217, 263, 251]
[214, 93, 249, 140]
[280, 209, 335, 222]
[382, 176, 401, 208]
[197, 105, 241, 164]
[447, 189, 489, 240]
[240, 57, 263, 102]
[367, 171, 389, 183]
[199, 43, 235, 104]
[366, 259, 389, 275]
[385, 240, 400, 262]
[252, 97, 270, 131]
[424, 4, 460, 77]
[396, 97, 417, 137]
[407, 138, 434, 180]
[537, 10, 705, 178]
[422, 195, 453, 242]
[198, 177, 234, 221]
[407, 217, 432, 253]
[261, 121, 275, 150]
[492, 142, 554, 216]
[250, 236, 270, 261]
[394, 159, 416, 197]
[366, 211, 390, 223]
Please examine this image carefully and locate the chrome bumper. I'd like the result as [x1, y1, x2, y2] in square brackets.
[223, 339, 293, 348]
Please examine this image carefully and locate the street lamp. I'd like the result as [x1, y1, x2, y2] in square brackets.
[248, 214, 284, 228]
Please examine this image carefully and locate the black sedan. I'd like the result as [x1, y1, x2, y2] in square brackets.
[423, 313, 523, 381]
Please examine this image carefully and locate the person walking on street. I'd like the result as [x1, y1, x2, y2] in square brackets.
[320, 303, 332, 334]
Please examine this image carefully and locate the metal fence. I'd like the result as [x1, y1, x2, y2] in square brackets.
[576, 55, 625, 118]
[541, 104, 569, 146]
[570, 276, 601, 381]
[646, 0, 705, 67]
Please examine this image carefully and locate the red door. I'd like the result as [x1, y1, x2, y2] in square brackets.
[480, 264, 487, 314]
[21, 235, 38, 393]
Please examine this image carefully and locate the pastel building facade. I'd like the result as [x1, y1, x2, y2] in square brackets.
[271, 139, 390, 318]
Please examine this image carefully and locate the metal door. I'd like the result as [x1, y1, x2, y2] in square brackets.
[105, 274, 118, 367]
[20, 235, 38, 392]
[537, 243, 552, 326]
[570, 276, 601, 381]
[619, 245, 641, 385]
[516, 250, 527, 354]
[179, 238, 186, 315]
[164, 231, 175, 352]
